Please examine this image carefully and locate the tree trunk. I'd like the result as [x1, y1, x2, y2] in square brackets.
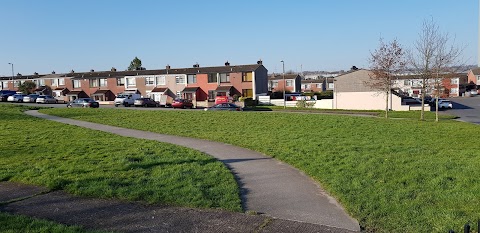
[385, 90, 389, 118]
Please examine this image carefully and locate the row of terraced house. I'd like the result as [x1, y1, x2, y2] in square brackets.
[0, 61, 268, 107]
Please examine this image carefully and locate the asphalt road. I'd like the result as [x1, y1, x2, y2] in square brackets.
[446, 96, 480, 124]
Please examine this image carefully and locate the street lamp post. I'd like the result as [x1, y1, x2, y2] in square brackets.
[8, 63, 14, 88]
[281, 60, 285, 109]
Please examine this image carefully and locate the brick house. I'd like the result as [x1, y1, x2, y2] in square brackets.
[467, 68, 480, 93]
[1, 61, 268, 105]
[268, 74, 302, 93]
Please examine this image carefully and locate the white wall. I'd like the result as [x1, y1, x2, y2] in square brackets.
[334, 91, 414, 111]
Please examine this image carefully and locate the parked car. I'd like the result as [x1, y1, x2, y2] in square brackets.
[171, 99, 194, 109]
[437, 100, 453, 109]
[36, 95, 58, 104]
[134, 98, 159, 107]
[66, 98, 99, 108]
[402, 97, 421, 105]
[204, 103, 243, 111]
[7, 94, 27, 102]
[23, 94, 40, 103]
[1, 93, 15, 102]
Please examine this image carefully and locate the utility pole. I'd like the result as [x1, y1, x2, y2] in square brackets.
[281, 60, 286, 109]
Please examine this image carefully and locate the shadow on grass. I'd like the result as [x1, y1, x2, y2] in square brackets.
[126, 158, 219, 170]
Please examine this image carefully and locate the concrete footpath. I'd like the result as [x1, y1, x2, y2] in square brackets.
[22, 110, 360, 232]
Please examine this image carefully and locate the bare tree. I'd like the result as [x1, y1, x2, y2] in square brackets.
[431, 34, 464, 122]
[366, 38, 405, 118]
[409, 19, 464, 121]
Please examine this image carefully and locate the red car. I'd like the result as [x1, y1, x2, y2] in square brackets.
[171, 99, 194, 109]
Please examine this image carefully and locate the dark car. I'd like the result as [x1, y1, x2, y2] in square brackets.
[171, 99, 194, 109]
[134, 98, 159, 107]
[204, 103, 243, 111]
[0, 93, 15, 102]
[67, 98, 100, 108]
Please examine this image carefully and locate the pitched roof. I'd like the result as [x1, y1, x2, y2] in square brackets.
[269, 74, 300, 80]
[66, 64, 265, 79]
[216, 85, 233, 91]
[92, 89, 113, 95]
[181, 87, 199, 93]
[151, 87, 168, 93]
[471, 68, 480, 75]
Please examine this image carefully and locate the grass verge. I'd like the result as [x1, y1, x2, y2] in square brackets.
[250, 106, 457, 120]
[0, 105, 241, 212]
[0, 212, 107, 233]
[42, 107, 480, 232]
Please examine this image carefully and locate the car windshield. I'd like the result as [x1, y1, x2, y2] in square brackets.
[117, 95, 127, 98]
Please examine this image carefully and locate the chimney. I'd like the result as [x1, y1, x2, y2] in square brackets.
[52, 71, 56, 74]
[166, 64, 171, 70]
[193, 63, 199, 68]
[16, 73, 21, 76]
[34, 72, 38, 75]
[111, 67, 116, 72]
[225, 61, 230, 66]
[70, 70, 75, 73]
[257, 59, 263, 65]
[90, 69, 94, 72]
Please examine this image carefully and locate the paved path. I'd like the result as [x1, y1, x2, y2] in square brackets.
[25, 110, 360, 231]
[0, 182, 356, 233]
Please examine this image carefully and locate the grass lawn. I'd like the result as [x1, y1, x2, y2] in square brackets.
[0, 105, 241, 212]
[42, 107, 480, 233]
[251, 106, 457, 120]
[0, 212, 107, 233]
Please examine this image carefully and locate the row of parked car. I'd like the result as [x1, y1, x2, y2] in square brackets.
[125, 97, 243, 111]
[402, 96, 453, 109]
[2, 93, 58, 104]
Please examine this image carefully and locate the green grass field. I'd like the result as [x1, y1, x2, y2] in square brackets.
[0, 105, 241, 212]
[252, 106, 457, 120]
[41, 108, 480, 233]
[0, 212, 107, 233]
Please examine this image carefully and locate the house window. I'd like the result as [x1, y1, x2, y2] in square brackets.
[175, 76, 185, 84]
[286, 80, 293, 87]
[51, 79, 58, 87]
[89, 79, 98, 87]
[155, 76, 165, 85]
[13, 81, 21, 88]
[219, 73, 230, 83]
[242, 72, 252, 82]
[58, 78, 65, 86]
[38, 79, 45, 86]
[450, 88, 459, 94]
[272, 81, 278, 87]
[116, 77, 125, 86]
[1, 81, 8, 89]
[316, 84, 322, 88]
[126, 77, 136, 87]
[145, 77, 155, 86]
[477, 76, 480, 81]
[404, 80, 410, 86]
[187, 74, 197, 84]
[242, 89, 253, 97]
[208, 90, 216, 100]
[451, 78, 458, 85]
[176, 91, 181, 99]
[73, 80, 81, 88]
[208, 73, 217, 83]
[99, 78, 107, 87]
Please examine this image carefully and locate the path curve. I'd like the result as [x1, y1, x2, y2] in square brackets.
[25, 110, 360, 231]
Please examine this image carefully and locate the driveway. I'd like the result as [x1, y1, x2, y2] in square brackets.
[446, 97, 480, 124]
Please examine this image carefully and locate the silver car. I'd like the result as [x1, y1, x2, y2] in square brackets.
[23, 94, 40, 103]
[7, 94, 27, 102]
[36, 95, 57, 104]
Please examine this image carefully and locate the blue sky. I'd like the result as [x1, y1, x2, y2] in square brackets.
[0, 0, 477, 76]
